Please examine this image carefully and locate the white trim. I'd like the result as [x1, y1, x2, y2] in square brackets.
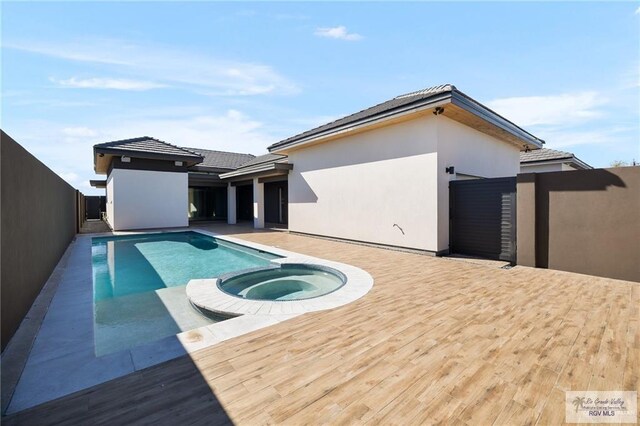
[186, 229, 374, 316]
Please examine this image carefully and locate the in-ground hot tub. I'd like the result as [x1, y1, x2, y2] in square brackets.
[219, 264, 346, 301]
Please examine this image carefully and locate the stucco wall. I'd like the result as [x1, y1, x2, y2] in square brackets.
[520, 162, 566, 174]
[1, 131, 78, 351]
[288, 116, 439, 251]
[106, 173, 115, 229]
[287, 115, 522, 252]
[109, 169, 188, 230]
[517, 167, 640, 282]
[435, 116, 522, 251]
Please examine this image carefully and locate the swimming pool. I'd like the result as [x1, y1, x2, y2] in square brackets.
[219, 264, 346, 301]
[91, 231, 280, 355]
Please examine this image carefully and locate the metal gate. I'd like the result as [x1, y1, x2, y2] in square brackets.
[449, 177, 517, 262]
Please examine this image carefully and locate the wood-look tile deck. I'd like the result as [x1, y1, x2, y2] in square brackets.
[4, 224, 639, 425]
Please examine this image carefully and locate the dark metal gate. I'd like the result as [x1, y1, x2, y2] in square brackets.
[449, 177, 517, 262]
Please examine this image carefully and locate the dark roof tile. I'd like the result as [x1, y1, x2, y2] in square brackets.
[94, 137, 202, 159]
[520, 148, 574, 163]
[236, 153, 287, 169]
[185, 147, 255, 170]
[268, 84, 455, 150]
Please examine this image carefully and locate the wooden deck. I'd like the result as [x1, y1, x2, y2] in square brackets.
[5, 225, 639, 425]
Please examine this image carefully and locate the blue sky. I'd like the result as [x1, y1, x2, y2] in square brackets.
[2, 2, 639, 195]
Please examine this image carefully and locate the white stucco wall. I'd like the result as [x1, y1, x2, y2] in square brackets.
[108, 168, 188, 230]
[106, 174, 115, 229]
[436, 116, 521, 251]
[287, 114, 522, 253]
[520, 162, 575, 173]
[288, 116, 439, 251]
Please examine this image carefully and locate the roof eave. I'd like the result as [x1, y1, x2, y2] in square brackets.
[94, 147, 204, 163]
[450, 90, 544, 149]
[189, 165, 236, 173]
[521, 156, 592, 170]
[268, 90, 545, 154]
[571, 156, 593, 170]
[268, 92, 453, 153]
[219, 162, 293, 180]
[93, 147, 204, 174]
[89, 179, 107, 189]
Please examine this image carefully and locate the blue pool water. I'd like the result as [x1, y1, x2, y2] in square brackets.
[220, 265, 345, 301]
[91, 231, 280, 355]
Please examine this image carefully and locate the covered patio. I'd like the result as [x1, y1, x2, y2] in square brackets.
[220, 154, 291, 229]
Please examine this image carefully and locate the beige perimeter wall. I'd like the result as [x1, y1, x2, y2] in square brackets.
[1, 131, 78, 351]
[517, 166, 640, 282]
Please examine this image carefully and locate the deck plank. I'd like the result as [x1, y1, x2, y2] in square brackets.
[3, 224, 638, 425]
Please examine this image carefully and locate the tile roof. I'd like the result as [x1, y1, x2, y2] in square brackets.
[236, 153, 287, 169]
[185, 147, 255, 170]
[94, 137, 202, 159]
[520, 148, 574, 163]
[268, 84, 456, 150]
[268, 83, 545, 151]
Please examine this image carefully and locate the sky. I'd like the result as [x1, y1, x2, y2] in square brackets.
[2, 1, 639, 195]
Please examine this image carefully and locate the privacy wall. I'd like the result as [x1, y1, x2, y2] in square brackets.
[517, 166, 640, 282]
[1, 131, 79, 350]
[106, 168, 188, 230]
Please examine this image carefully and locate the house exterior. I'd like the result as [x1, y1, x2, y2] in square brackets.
[520, 148, 592, 173]
[267, 84, 543, 254]
[91, 137, 290, 231]
[91, 84, 545, 254]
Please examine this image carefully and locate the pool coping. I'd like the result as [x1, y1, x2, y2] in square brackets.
[186, 248, 373, 317]
[3, 227, 374, 415]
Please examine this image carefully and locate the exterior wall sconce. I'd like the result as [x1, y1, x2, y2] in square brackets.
[445, 166, 455, 175]
[121, 156, 131, 163]
[433, 106, 445, 115]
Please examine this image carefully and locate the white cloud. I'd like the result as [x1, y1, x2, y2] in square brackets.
[7, 39, 299, 96]
[535, 128, 623, 149]
[485, 92, 606, 127]
[486, 90, 640, 152]
[3, 40, 130, 65]
[314, 26, 363, 41]
[54, 77, 166, 91]
[105, 109, 275, 154]
[3, 107, 288, 195]
[635, 6, 640, 14]
[58, 172, 80, 184]
[62, 127, 98, 137]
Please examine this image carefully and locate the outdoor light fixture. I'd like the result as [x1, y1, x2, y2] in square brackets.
[446, 166, 455, 174]
[121, 156, 131, 163]
[524, 145, 531, 153]
[433, 106, 445, 115]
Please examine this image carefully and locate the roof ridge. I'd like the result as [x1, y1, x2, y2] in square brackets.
[95, 136, 202, 157]
[539, 147, 573, 156]
[269, 84, 457, 149]
[237, 153, 286, 168]
[394, 83, 456, 99]
[184, 147, 255, 157]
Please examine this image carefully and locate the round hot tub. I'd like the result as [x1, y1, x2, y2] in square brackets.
[219, 264, 346, 301]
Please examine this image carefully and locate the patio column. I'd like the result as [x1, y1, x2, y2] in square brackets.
[227, 183, 236, 225]
[253, 177, 264, 228]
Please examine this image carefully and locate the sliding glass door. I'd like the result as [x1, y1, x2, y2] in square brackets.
[188, 186, 227, 221]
